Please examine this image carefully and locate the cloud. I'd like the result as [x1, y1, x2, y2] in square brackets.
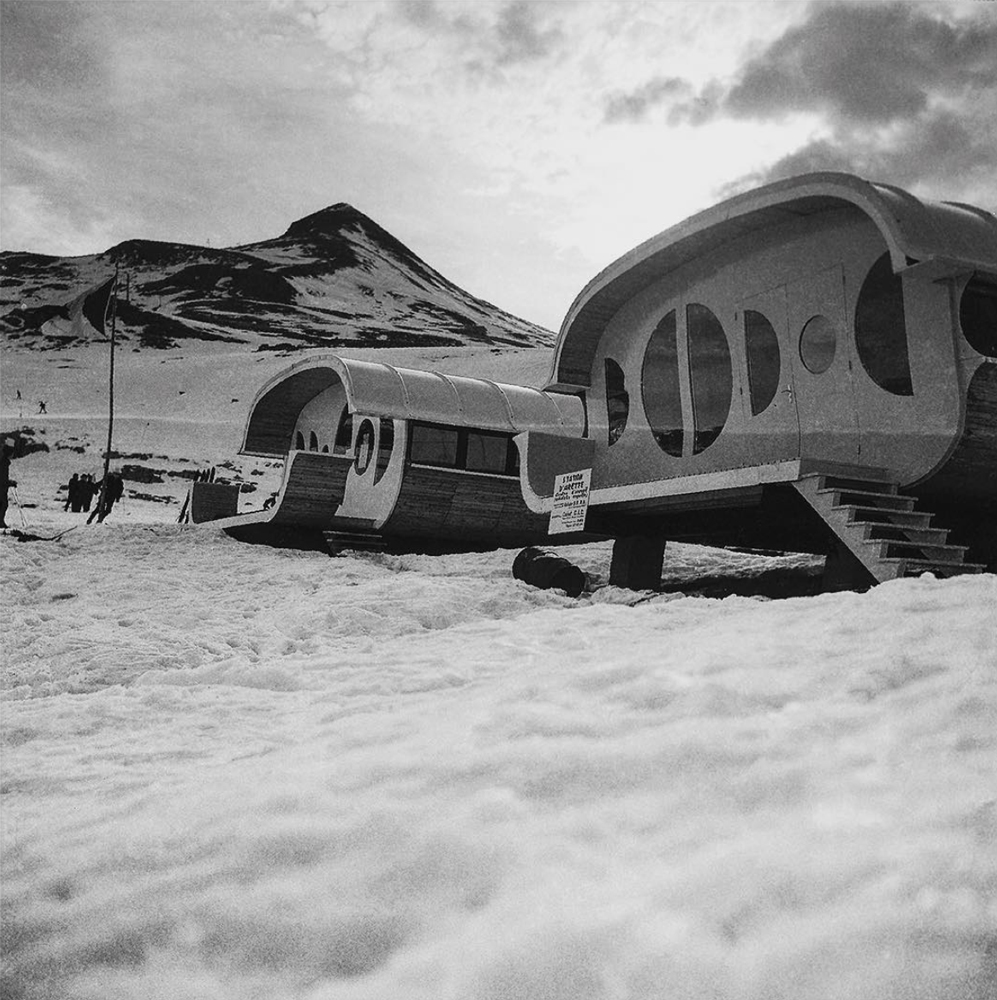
[299, 1, 566, 85]
[718, 1, 997, 126]
[723, 97, 997, 210]
[603, 77, 692, 124]
[607, 2, 997, 127]
[493, 1, 564, 65]
[603, 2, 997, 208]
[0, 1, 365, 254]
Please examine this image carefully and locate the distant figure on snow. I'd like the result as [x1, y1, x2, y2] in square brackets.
[37, 401, 47, 414]
[77, 474, 96, 512]
[88, 471, 125, 523]
[65, 473, 80, 512]
[107, 472, 124, 508]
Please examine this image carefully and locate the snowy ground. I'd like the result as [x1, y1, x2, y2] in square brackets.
[2, 344, 996, 999]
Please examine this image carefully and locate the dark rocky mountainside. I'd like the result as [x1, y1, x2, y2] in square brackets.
[0, 204, 553, 352]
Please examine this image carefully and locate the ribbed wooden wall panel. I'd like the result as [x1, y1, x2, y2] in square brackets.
[921, 364, 997, 503]
[270, 452, 352, 528]
[383, 465, 549, 544]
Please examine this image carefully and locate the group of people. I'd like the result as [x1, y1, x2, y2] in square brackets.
[65, 471, 125, 520]
[2, 423, 134, 529]
[64, 473, 101, 512]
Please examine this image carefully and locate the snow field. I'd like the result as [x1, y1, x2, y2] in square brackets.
[2, 526, 995, 1000]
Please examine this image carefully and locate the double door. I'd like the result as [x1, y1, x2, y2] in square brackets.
[740, 265, 860, 467]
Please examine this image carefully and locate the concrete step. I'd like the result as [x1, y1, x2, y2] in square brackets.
[818, 475, 898, 496]
[869, 538, 970, 563]
[845, 505, 934, 528]
[822, 488, 916, 509]
[860, 522, 949, 544]
[885, 558, 989, 578]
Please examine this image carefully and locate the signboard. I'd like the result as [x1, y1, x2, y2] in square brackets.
[548, 468, 592, 535]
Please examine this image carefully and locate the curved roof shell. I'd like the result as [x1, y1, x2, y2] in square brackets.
[241, 355, 585, 457]
[549, 172, 997, 388]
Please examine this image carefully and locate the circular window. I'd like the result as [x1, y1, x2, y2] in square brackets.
[353, 418, 375, 475]
[799, 315, 836, 374]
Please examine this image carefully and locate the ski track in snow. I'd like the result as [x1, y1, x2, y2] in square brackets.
[2, 525, 996, 1000]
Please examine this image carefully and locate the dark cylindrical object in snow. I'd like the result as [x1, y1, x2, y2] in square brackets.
[512, 546, 586, 598]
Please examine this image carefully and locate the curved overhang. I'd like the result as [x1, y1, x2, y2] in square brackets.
[241, 354, 586, 457]
[548, 172, 997, 389]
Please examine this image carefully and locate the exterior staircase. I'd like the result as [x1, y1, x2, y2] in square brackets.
[793, 471, 987, 584]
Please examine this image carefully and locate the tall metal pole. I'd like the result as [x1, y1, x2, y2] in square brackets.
[90, 266, 118, 524]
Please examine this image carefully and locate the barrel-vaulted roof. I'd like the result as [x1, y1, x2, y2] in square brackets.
[241, 355, 586, 457]
[548, 172, 997, 389]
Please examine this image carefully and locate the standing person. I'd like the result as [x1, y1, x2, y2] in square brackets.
[80, 474, 95, 512]
[65, 473, 80, 511]
[88, 471, 124, 523]
[1, 439, 15, 529]
[103, 472, 124, 515]
[37, 401, 47, 414]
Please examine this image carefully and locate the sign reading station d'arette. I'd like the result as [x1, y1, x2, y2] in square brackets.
[548, 468, 592, 535]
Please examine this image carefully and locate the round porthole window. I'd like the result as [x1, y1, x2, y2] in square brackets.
[353, 418, 375, 475]
[799, 315, 836, 374]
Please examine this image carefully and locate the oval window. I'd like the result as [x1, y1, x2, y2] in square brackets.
[744, 310, 781, 415]
[641, 310, 682, 457]
[855, 253, 912, 395]
[294, 430, 305, 451]
[687, 304, 732, 454]
[309, 430, 319, 452]
[604, 358, 629, 446]
[353, 418, 375, 475]
[333, 409, 353, 456]
[960, 276, 997, 359]
[374, 418, 394, 483]
[799, 315, 836, 374]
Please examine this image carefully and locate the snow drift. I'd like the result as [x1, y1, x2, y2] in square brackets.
[2, 524, 995, 1000]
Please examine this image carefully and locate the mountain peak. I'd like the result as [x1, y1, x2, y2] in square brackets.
[282, 203, 371, 240]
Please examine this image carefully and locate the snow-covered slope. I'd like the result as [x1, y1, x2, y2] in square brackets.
[2, 525, 995, 1000]
[2, 342, 996, 1000]
[0, 204, 554, 352]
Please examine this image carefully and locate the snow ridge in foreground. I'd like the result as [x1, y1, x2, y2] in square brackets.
[1, 527, 995, 999]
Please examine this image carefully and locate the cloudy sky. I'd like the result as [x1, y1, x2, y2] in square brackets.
[2, 0, 995, 330]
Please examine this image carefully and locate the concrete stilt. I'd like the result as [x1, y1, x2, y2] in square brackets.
[820, 538, 876, 592]
[609, 535, 666, 591]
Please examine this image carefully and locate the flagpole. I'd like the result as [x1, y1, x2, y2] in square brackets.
[90, 265, 119, 524]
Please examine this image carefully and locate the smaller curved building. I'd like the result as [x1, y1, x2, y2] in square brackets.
[191, 173, 997, 588]
[199, 355, 589, 552]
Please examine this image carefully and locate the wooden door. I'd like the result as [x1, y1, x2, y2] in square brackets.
[786, 265, 860, 465]
[738, 286, 800, 464]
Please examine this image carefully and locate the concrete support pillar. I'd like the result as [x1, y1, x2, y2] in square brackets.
[609, 535, 666, 591]
[820, 539, 876, 592]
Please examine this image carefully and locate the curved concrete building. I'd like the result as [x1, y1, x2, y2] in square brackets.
[190, 173, 997, 588]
